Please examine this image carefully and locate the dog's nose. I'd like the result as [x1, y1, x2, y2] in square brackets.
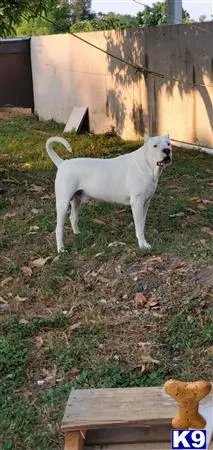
[163, 148, 170, 156]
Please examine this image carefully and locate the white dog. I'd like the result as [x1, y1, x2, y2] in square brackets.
[45, 135, 172, 253]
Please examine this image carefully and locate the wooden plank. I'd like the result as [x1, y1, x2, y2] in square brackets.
[61, 386, 213, 432]
[64, 107, 88, 133]
[86, 424, 171, 445]
[86, 443, 213, 450]
[86, 444, 170, 450]
[64, 431, 85, 450]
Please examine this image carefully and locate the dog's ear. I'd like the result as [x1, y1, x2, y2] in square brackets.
[144, 134, 149, 143]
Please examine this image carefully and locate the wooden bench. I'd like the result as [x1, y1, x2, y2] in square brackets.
[61, 386, 213, 449]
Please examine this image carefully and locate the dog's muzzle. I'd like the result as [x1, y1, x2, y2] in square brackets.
[157, 148, 172, 167]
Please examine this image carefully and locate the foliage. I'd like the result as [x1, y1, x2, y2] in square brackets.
[199, 15, 207, 22]
[71, 0, 93, 24]
[71, 12, 138, 32]
[13, 16, 49, 37]
[3, 0, 195, 37]
[1, 0, 92, 37]
[137, 1, 190, 27]
[0, 0, 53, 37]
[48, 0, 71, 33]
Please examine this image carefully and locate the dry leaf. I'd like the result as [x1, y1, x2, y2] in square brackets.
[70, 322, 82, 332]
[30, 256, 52, 268]
[98, 275, 109, 283]
[41, 194, 52, 200]
[93, 218, 105, 225]
[135, 292, 146, 308]
[140, 355, 161, 365]
[66, 367, 79, 379]
[199, 239, 208, 245]
[62, 282, 75, 291]
[0, 276, 13, 288]
[207, 346, 213, 354]
[201, 227, 213, 237]
[94, 252, 104, 258]
[99, 298, 107, 305]
[207, 182, 213, 187]
[197, 204, 207, 210]
[115, 208, 126, 215]
[16, 295, 28, 302]
[21, 266, 33, 277]
[174, 267, 188, 274]
[0, 295, 7, 303]
[31, 208, 39, 214]
[19, 318, 29, 324]
[144, 256, 162, 265]
[136, 355, 160, 373]
[108, 241, 126, 247]
[185, 208, 197, 215]
[42, 366, 57, 384]
[4, 212, 16, 219]
[2, 177, 19, 184]
[189, 197, 201, 203]
[35, 336, 43, 349]
[29, 226, 40, 231]
[29, 184, 44, 193]
[145, 294, 159, 309]
[169, 212, 184, 218]
[202, 199, 213, 205]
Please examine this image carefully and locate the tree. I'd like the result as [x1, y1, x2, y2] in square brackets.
[12, 2, 71, 36]
[13, 16, 49, 37]
[71, 12, 138, 32]
[199, 15, 207, 22]
[70, 0, 93, 24]
[137, 1, 190, 27]
[0, 0, 53, 37]
[5, 0, 94, 37]
[48, 0, 71, 33]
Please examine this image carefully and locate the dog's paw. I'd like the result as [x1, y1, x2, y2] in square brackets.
[73, 230, 81, 235]
[58, 247, 68, 255]
[139, 241, 151, 251]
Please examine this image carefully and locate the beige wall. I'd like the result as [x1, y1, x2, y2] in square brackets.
[31, 22, 213, 146]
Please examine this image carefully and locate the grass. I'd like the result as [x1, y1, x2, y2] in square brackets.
[0, 113, 213, 449]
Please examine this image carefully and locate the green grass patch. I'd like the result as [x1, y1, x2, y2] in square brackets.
[0, 114, 213, 449]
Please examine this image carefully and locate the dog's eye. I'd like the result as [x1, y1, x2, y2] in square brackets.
[154, 144, 157, 148]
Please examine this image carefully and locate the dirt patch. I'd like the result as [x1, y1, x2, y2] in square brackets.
[0, 107, 32, 119]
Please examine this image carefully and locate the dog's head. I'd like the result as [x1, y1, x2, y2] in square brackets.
[144, 135, 172, 169]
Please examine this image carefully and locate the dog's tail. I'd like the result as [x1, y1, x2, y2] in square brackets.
[45, 136, 72, 168]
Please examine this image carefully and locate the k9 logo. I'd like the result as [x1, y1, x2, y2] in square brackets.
[172, 430, 207, 449]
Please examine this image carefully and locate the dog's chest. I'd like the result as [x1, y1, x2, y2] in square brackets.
[143, 178, 158, 200]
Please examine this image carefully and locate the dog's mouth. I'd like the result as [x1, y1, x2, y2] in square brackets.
[157, 156, 171, 168]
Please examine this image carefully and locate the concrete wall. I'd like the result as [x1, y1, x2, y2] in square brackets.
[31, 22, 213, 145]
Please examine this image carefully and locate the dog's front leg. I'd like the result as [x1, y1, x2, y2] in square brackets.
[143, 198, 150, 229]
[130, 196, 151, 250]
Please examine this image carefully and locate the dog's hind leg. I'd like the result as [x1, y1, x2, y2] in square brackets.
[70, 193, 81, 235]
[56, 196, 70, 253]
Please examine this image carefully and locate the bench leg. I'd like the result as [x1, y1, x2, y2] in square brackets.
[64, 431, 85, 450]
